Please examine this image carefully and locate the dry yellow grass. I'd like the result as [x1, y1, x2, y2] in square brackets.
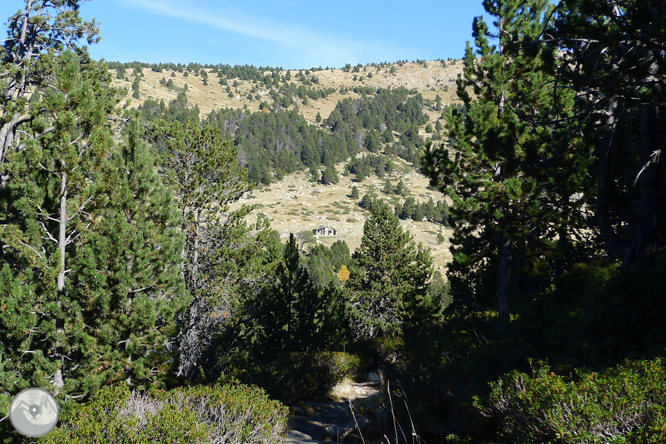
[112, 60, 463, 275]
[227, 156, 453, 276]
[111, 60, 464, 127]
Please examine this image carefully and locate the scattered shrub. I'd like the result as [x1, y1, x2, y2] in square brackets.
[42, 381, 288, 444]
[476, 358, 666, 443]
[223, 351, 365, 405]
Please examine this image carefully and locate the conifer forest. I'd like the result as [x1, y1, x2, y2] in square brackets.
[0, 1, 665, 443]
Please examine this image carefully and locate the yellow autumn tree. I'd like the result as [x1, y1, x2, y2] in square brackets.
[337, 265, 350, 284]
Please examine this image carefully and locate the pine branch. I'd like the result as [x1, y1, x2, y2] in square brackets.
[18, 239, 46, 260]
[67, 194, 95, 223]
[38, 220, 58, 244]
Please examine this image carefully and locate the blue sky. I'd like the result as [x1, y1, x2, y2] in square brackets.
[1, 0, 492, 70]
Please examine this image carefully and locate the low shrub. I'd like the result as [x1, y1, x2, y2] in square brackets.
[223, 351, 365, 405]
[42, 380, 288, 444]
[475, 358, 666, 443]
[320, 351, 365, 382]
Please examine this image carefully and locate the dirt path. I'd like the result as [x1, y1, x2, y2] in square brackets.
[284, 372, 385, 444]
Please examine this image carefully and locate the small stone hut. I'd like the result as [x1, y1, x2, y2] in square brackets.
[312, 226, 337, 236]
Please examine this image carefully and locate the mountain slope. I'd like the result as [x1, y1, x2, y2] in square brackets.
[110, 60, 462, 275]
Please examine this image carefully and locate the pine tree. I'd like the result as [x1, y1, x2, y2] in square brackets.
[413, 204, 425, 222]
[422, 0, 591, 323]
[400, 197, 417, 220]
[346, 202, 435, 338]
[310, 166, 321, 182]
[0, 1, 101, 181]
[0, 50, 123, 402]
[251, 234, 347, 356]
[365, 129, 381, 152]
[359, 193, 374, 211]
[435, 94, 442, 110]
[383, 178, 394, 194]
[350, 186, 360, 199]
[321, 164, 339, 185]
[150, 119, 265, 380]
[315, 112, 322, 123]
[395, 179, 408, 196]
[0, 2, 110, 401]
[132, 75, 141, 98]
[0, 53, 186, 406]
[548, 0, 666, 268]
[383, 126, 394, 143]
[424, 196, 436, 222]
[72, 116, 188, 390]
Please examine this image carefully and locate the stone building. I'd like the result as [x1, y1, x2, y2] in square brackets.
[312, 226, 337, 236]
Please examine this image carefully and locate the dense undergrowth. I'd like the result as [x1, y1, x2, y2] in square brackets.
[1, 379, 289, 444]
[373, 258, 666, 443]
[6, 257, 663, 444]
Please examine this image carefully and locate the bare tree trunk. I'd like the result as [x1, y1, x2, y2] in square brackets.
[53, 170, 67, 395]
[57, 171, 67, 291]
[624, 103, 662, 267]
[596, 95, 624, 259]
[496, 11, 511, 327]
[0, 116, 19, 167]
[192, 208, 201, 291]
[498, 236, 512, 326]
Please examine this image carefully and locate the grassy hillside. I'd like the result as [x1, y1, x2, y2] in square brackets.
[226, 156, 453, 275]
[110, 60, 463, 274]
[111, 59, 463, 138]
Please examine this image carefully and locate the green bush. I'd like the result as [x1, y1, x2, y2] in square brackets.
[41, 381, 288, 444]
[322, 351, 365, 382]
[475, 358, 666, 443]
[224, 351, 365, 405]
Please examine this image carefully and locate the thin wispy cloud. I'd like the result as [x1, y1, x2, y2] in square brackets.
[118, 0, 396, 67]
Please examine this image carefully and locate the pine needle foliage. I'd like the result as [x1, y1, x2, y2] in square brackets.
[346, 201, 436, 339]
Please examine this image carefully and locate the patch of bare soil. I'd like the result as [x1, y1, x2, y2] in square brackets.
[328, 378, 383, 404]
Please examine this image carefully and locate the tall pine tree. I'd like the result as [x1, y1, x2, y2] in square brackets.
[249, 233, 349, 357]
[422, 0, 593, 324]
[150, 118, 270, 381]
[346, 201, 435, 339]
[70, 116, 188, 391]
[0, 64, 186, 422]
[546, 0, 666, 268]
[0, 51, 121, 400]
